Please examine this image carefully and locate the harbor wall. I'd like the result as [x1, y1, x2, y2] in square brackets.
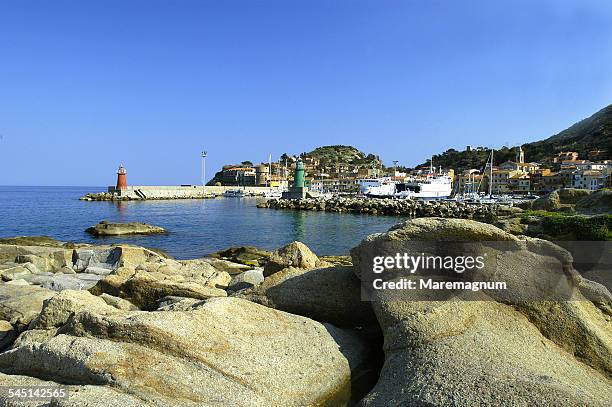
[107, 185, 273, 199]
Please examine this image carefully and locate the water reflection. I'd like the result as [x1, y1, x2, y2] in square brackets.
[290, 211, 307, 242]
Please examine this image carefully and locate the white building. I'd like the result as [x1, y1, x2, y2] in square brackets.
[571, 170, 606, 191]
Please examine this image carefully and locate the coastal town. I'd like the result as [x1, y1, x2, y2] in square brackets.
[211, 145, 612, 196]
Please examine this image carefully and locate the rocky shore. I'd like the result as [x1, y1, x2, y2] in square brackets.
[258, 196, 521, 220]
[0, 220, 610, 406]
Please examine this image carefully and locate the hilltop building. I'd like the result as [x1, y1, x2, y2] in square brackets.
[553, 151, 579, 163]
[221, 166, 257, 186]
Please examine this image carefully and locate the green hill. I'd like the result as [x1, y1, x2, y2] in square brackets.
[302, 145, 383, 169]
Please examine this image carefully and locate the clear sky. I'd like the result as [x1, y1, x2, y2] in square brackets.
[1, 0, 611, 186]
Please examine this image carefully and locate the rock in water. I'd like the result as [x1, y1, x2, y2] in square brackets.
[350, 217, 612, 406]
[86, 221, 166, 236]
[0, 297, 368, 406]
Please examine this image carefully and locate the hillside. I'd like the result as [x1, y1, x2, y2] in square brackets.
[423, 104, 612, 172]
[427, 147, 517, 173]
[523, 104, 612, 162]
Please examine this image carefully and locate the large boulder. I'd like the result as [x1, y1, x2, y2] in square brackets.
[351, 218, 612, 406]
[0, 297, 368, 406]
[72, 247, 121, 272]
[0, 244, 72, 272]
[86, 221, 166, 236]
[237, 265, 377, 329]
[89, 268, 228, 310]
[576, 189, 612, 214]
[88, 249, 231, 309]
[19, 272, 105, 291]
[29, 290, 123, 329]
[0, 264, 31, 281]
[558, 187, 592, 204]
[531, 190, 561, 211]
[263, 241, 325, 276]
[229, 267, 265, 290]
[0, 372, 145, 406]
[0, 284, 55, 328]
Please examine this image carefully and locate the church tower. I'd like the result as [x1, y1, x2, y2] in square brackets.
[516, 146, 525, 163]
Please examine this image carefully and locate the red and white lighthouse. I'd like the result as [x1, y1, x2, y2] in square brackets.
[116, 165, 127, 190]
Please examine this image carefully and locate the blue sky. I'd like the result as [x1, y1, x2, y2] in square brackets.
[1, 0, 611, 186]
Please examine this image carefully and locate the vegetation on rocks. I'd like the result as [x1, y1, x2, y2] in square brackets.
[536, 213, 612, 241]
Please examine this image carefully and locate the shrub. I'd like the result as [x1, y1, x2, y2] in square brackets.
[540, 214, 612, 241]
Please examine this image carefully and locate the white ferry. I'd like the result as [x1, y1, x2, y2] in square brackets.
[358, 177, 397, 198]
[394, 174, 453, 199]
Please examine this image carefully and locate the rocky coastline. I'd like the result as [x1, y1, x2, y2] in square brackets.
[258, 196, 522, 220]
[0, 218, 610, 406]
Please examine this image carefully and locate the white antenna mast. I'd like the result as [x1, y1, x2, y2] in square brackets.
[201, 150, 208, 186]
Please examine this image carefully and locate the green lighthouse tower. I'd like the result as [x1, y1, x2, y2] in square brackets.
[294, 158, 305, 188]
[282, 157, 308, 199]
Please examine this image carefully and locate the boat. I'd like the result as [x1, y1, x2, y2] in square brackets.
[358, 177, 397, 198]
[223, 189, 245, 197]
[394, 174, 453, 199]
[263, 188, 286, 199]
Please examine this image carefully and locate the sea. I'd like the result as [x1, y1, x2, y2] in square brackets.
[0, 186, 402, 259]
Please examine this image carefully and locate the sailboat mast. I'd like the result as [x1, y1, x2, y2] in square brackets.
[268, 154, 272, 187]
[488, 149, 494, 197]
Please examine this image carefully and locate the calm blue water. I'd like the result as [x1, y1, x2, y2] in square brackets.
[0, 186, 402, 259]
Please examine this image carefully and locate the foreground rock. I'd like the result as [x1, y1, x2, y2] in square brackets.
[0, 294, 367, 406]
[351, 218, 612, 406]
[0, 243, 73, 273]
[0, 372, 145, 406]
[86, 221, 167, 236]
[89, 257, 231, 310]
[0, 284, 55, 329]
[0, 239, 232, 310]
[237, 265, 377, 329]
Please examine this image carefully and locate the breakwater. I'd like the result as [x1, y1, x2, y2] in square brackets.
[258, 197, 520, 219]
[80, 185, 273, 201]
